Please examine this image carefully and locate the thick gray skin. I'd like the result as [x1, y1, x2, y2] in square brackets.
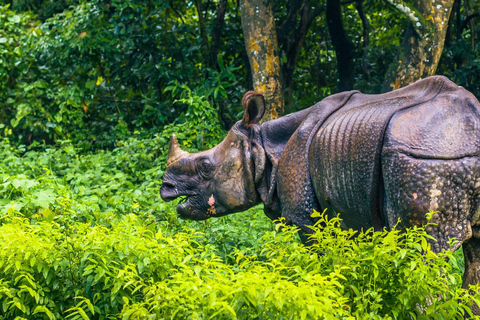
[160, 76, 480, 312]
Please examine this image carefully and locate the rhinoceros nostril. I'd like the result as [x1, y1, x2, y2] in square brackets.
[162, 181, 175, 188]
[160, 181, 180, 202]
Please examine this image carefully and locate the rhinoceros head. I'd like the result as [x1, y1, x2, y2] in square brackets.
[160, 92, 267, 220]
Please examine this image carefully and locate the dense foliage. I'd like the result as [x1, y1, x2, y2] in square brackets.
[0, 131, 479, 318]
[1, 1, 479, 146]
[0, 1, 243, 147]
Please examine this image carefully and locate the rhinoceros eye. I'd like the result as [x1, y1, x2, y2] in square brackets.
[197, 158, 214, 179]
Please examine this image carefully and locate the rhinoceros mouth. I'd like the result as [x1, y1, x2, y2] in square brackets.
[176, 195, 210, 220]
[160, 182, 194, 202]
[160, 184, 210, 220]
[177, 195, 188, 204]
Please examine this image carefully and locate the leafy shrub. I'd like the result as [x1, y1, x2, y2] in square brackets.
[162, 83, 226, 152]
[0, 208, 477, 319]
[0, 85, 225, 223]
[0, 214, 215, 319]
[2, 0, 79, 21]
[0, 135, 274, 319]
[305, 212, 477, 319]
[0, 6, 36, 138]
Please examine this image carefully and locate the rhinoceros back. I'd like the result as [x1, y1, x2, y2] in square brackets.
[308, 76, 480, 232]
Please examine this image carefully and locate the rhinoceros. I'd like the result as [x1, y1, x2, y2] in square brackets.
[160, 76, 480, 301]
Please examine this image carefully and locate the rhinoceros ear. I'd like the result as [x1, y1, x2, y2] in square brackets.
[241, 91, 265, 127]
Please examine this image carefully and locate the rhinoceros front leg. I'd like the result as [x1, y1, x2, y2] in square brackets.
[277, 163, 319, 243]
[277, 132, 320, 243]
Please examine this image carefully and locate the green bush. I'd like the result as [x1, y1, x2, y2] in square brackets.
[0, 6, 36, 138]
[0, 87, 224, 224]
[0, 209, 478, 319]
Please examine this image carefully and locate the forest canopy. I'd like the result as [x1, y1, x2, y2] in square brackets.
[0, 0, 479, 147]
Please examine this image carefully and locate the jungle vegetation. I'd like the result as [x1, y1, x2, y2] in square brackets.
[1, 0, 480, 318]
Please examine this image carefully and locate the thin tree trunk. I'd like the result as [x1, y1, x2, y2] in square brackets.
[193, 0, 211, 70]
[326, 0, 355, 91]
[281, 2, 324, 105]
[210, 0, 227, 70]
[278, 0, 305, 47]
[277, 0, 306, 103]
[356, 0, 369, 49]
[356, 0, 370, 80]
[382, 0, 454, 91]
[240, 0, 284, 120]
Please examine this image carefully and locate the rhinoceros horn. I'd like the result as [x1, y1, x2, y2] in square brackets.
[167, 135, 189, 166]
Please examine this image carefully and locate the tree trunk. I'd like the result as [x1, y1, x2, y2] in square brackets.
[279, 1, 324, 105]
[209, 0, 227, 70]
[326, 0, 355, 92]
[356, 0, 370, 80]
[278, 0, 306, 105]
[193, 0, 211, 70]
[382, 0, 454, 92]
[240, 0, 284, 121]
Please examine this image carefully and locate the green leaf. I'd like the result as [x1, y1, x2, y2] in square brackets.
[76, 308, 90, 320]
[11, 177, 37, 190]
[42, 208, 56, 222]
[32, 189, 56, 209]
[9, 15, 21, 23]
[85, 80, 95, 90]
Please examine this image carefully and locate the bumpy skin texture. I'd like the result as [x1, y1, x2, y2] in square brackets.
[382, 153, 480, 251]
[161, 76, 480, 313]
[381, 87, 480, 252]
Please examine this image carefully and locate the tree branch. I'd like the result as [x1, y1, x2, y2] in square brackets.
[355, 0, 369, 48]
[460, 12, 479, 35]
[210, 0, 227, 69]
[279, 0, 324, 102]
[385, 0, 426, 36]
[169, 0, 185, 23]
[193, 0, 211, 69]
[283, 2, 313, 89]
[278, 0, 306, 48]
[356, 0, 370, 78]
